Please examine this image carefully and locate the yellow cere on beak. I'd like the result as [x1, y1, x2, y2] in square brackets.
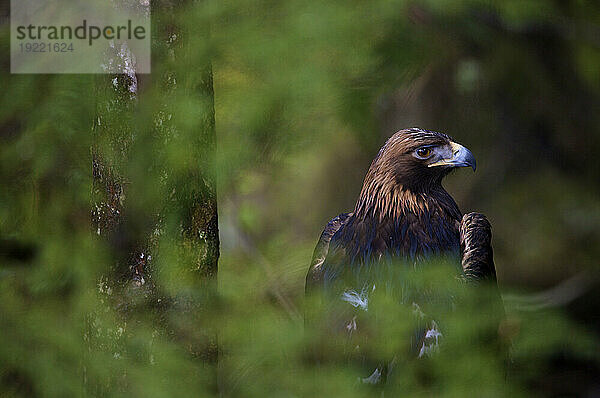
[427, 142, 476, 171]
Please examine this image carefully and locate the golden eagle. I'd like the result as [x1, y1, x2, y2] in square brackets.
[305, 128, 500, 382]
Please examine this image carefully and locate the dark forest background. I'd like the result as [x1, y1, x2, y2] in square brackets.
[1, 0, 599, 396]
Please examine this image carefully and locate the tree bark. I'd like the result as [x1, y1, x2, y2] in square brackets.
[90, 0, 219, 390]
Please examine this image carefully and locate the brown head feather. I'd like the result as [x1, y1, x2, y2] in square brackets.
[354, 128, 460, 222]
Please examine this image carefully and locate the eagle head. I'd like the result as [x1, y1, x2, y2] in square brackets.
[368, 128, 475, 190]
[355, 128, 476, 219]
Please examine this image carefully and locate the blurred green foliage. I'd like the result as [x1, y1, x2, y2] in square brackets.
[1, 0, 600, 396]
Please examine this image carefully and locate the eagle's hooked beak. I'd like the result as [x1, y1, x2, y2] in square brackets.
[428, 142, 476, 171]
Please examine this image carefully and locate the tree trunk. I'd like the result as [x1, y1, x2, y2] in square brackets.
[90, 0, 219, 392]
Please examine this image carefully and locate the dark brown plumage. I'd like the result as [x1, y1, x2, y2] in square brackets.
[460, 212, 496, 282]
[306, 128, 494, 291]
[305, 128, 500, 381]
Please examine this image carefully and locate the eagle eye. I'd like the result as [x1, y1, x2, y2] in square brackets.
[415, 147, 433, 159]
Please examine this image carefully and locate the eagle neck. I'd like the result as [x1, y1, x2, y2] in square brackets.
[354, 173, 460, 223]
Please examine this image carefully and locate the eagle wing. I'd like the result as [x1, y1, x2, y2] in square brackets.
[460, 212, 497, 282]
[460, 212, 508, 360]
[305, 212, 352, 294]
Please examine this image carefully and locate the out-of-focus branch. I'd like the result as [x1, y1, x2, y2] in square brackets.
[502, 271, 595, 312]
